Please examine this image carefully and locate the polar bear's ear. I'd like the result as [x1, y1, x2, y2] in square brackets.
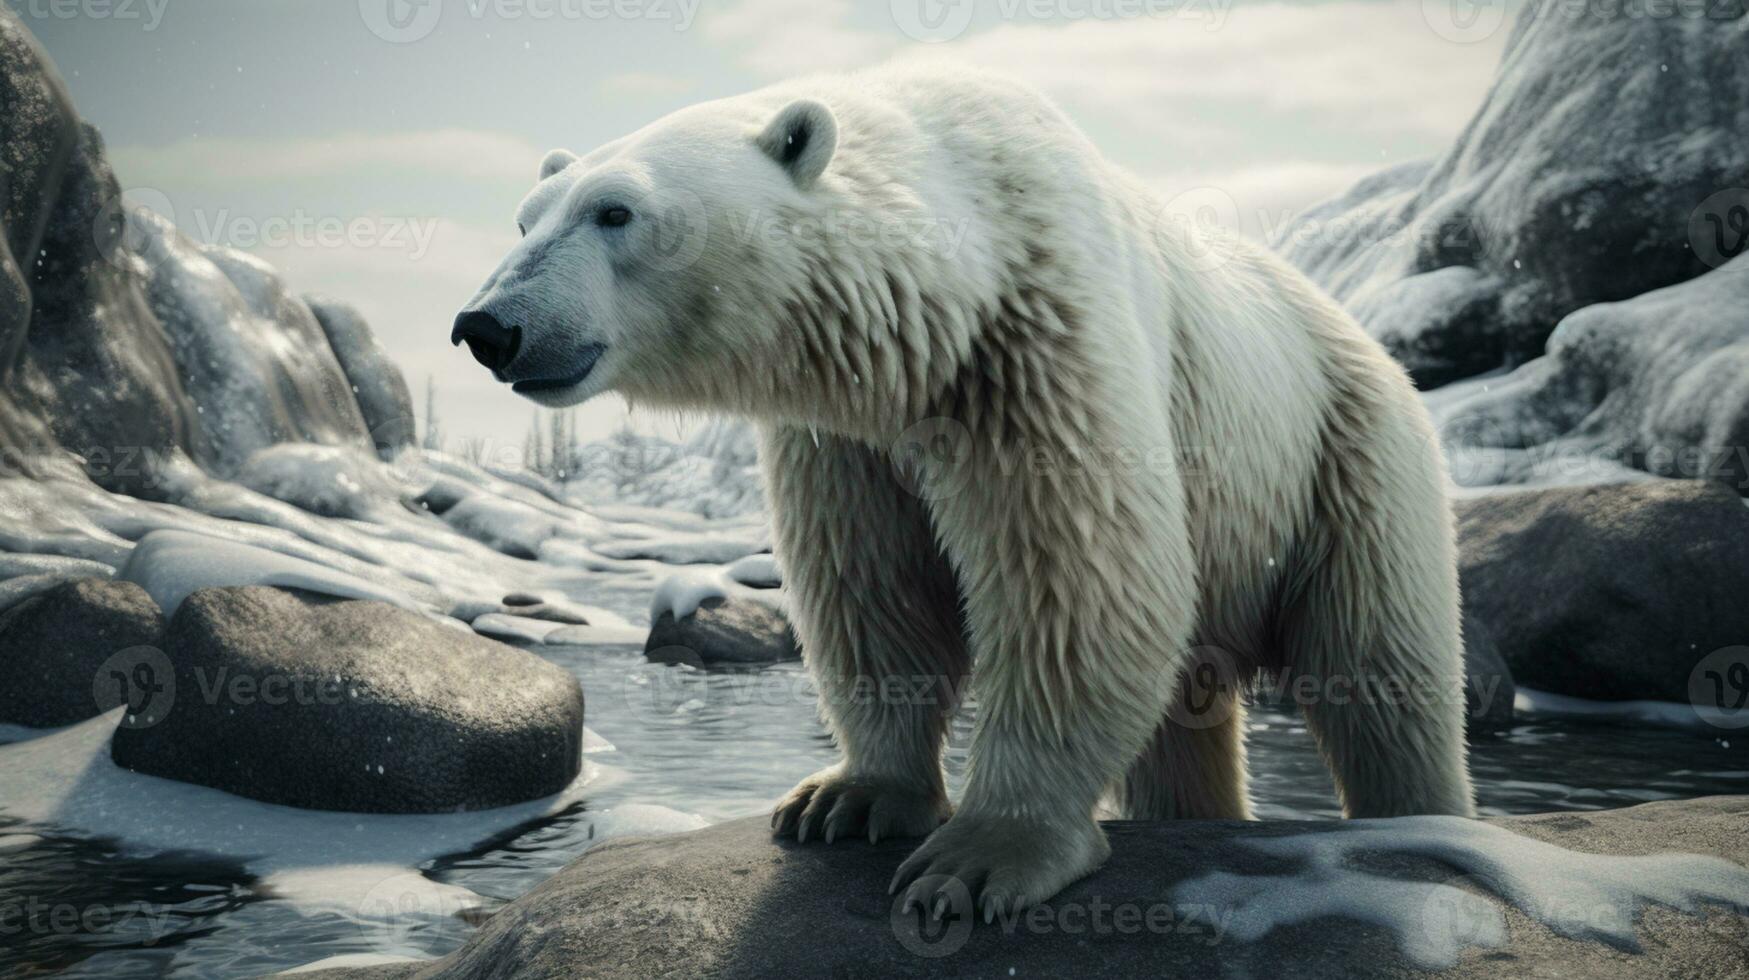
[755, 99, 837, 189]
[539, 149, 579, 181]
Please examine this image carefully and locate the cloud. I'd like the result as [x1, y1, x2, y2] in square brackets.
[596, 71, 699, 99]
[703, 0, 1502, 149]
[704, 0, 891, 77]
[111, 129, 547, 186]
[1152, 159, 1383, 241]
[902, 2, 1505, 143]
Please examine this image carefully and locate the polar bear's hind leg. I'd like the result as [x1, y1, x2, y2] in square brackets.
[1279, 355, 1476, 819]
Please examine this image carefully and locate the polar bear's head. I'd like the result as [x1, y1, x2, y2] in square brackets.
[452, 96, 845, 413]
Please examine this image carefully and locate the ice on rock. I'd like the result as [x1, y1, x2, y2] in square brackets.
[650, 565, 784, 623]
[592, 528, 769, 565]
[470, 612, 565, 644]
[444, 495, 561, 560]
[0, 553, 115, 580]
[0, 573, 81, 616]
[725, 553, 782, 589]
[119, 528, 420, 617]
[1174, 816, 1749, 969]
[236, 443, 412, 520]
[1514, 687, 1712, 732]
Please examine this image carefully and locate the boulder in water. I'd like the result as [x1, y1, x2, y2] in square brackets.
[0, 577, 165, 727]
[110, 586, 584, 813]
[1456, 479, 1749, 704]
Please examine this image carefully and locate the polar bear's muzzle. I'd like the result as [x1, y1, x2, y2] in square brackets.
[510, 343, 607, 394]
[451, 308, 608, 396]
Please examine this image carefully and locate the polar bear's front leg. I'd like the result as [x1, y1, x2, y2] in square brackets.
[889, 428, 1199, 918]
[762, 426, 969, 844]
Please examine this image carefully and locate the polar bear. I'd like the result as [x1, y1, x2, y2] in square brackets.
[453, 64, 1475, 917]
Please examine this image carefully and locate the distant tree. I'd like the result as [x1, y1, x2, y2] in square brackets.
[421, 375, 443, 452]
[609, 421, 673, 494]
[524, 410, 546, 476]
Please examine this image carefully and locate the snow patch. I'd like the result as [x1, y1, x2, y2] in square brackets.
[1175, 816, 1749, 969]
[1514, 687, 1710, 732]
[119, 529, 420, 617]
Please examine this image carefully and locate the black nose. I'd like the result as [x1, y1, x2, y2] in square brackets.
[450, 311, 522, 372]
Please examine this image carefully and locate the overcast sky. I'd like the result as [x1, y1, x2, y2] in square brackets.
[18, 0, 1511, 449]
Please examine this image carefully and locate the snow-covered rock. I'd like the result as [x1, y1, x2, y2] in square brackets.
[236, 443, 412, 520]
[0, 9, 411, 492]
[725, 553, 782, 589]
[297, 797, 1749, 980]
[1277, 8, 1749, 388]
[306, 296, 416, 458]
[646, 596, 798, 666]
[118, 528, 419, 617]
[1432, 257, 1749, 490]
[443, 495, 560, 560]
[109, 586, 585, 813]
[565, 418, 765, 518]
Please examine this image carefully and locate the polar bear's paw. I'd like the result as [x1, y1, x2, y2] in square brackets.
[889, 812, 1111, 920]
[772, 766, 951, 844]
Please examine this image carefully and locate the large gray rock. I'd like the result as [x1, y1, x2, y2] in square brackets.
[0, 12, 195, 495]
[287, 796, 1749, 980]
[645, 596, 798, 666]
[109, 586, 584, 813]
[307, 296, 416, 459]
[1277, 7, 1749, 388]
[1461, 613, 1514, 734]
[0, 577, 164, 727]
[1457, 480, 1749, 703]
[1431, 257, 1749, 492]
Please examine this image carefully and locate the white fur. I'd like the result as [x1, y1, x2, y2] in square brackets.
[459, 63, 1475, 916]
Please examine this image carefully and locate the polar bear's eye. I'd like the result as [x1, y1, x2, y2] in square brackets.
[517, 222, 527, 238]
[597, 206, 633, 228]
